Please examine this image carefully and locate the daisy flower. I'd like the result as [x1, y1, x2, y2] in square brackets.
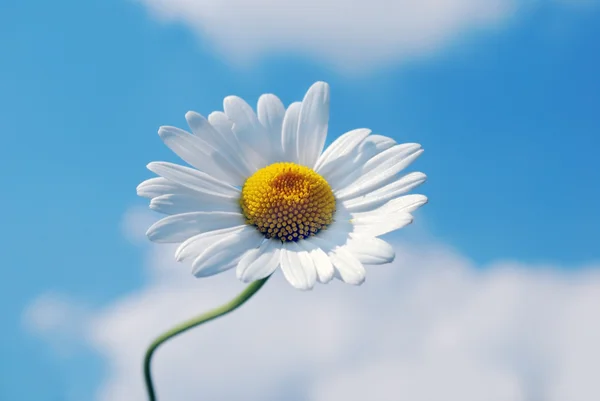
[137, 82, 427, 290]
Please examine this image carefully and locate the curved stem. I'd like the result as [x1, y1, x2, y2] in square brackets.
[143, 276, 271, 401]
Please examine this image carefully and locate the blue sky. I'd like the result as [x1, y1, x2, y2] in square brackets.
[1, 0, 600, 400]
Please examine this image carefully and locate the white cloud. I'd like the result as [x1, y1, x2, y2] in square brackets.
[26, 208, 600, 401]
[23, 293, 85, 335]
[23, 292, 91, 356]
[120, 205, 160, 245]
[134, 0, 600, 72]
[135, 0, 519, 72]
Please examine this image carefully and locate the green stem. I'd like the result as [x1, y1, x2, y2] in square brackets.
[143, 276, 271, 401]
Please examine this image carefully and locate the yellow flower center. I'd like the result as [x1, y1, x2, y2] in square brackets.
[240, 162, 336, 242]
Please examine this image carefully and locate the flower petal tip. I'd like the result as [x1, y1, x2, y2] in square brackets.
[311, 81, 329, 89]
[145, 228, 156, 241]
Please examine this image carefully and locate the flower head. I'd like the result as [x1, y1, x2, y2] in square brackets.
[137, 82, 427, 290]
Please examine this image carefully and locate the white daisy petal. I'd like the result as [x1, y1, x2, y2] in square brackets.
[352, 212, 414, 237]
[203, 111, 234, 143]
[342, 172, 427, 212]
[157, 126, 210, 169]
[330, 248, 366, 285]
[299, 238, 334, 284]
[184, 111, 225, 151]
[281, 101, 301, 163]
[353, 194, 428, 218]
[321, 216, 355, 238]
[175, 226, 246, 262]
[206, 111, 256, 176]
[335, 143, 424, 200]
[158, 126, 244, 185]
[357, 134, 398, 160]
[315, 128, 371, 177]
[257, 94, 285, 161]
[237, 240, 281, 282]
[149, 193, 239, 215]
[297, 82, 330, 168]
[147, 162, 240, 198]
[294, 242, 319, 288]
[346, 235, 395, 265]
[308, 226, 365, 285]
[192, 225, 264, 277]
[146, 211, 246, 243]
[224, 96, 272, 168]
[326, 134, 397, 191]
[280, 242, 317, 290]
[185, 112, 250, 177]
[136, 177, 195, 199]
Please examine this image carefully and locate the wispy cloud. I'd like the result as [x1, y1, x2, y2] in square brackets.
[24, 208, 600, 401]
[134, 0, 599, 72]
[23, 292, 91, 357]
[135, 0, 519, 72]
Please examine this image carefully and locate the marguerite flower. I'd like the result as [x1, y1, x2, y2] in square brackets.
[137, 82, 427, 290]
